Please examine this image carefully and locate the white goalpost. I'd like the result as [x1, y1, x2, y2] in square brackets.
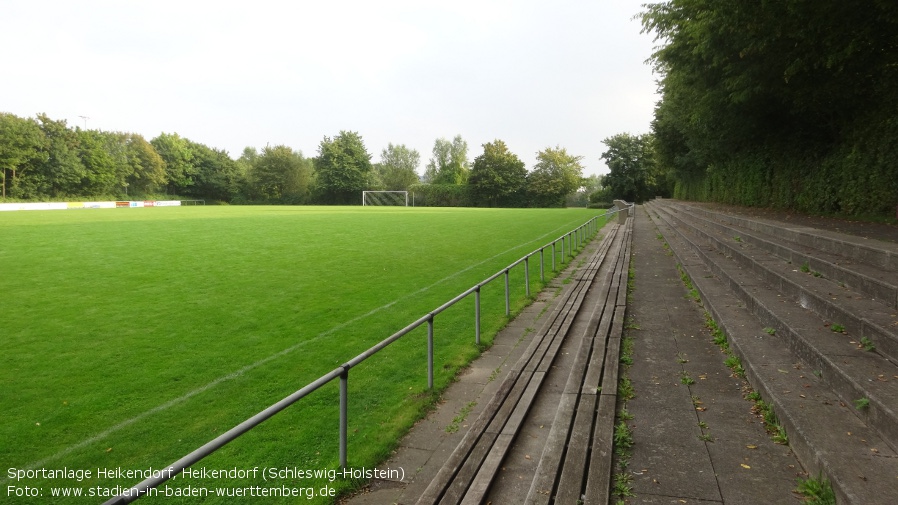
[362, 191, 409, 206]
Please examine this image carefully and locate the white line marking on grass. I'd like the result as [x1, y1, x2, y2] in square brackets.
[10, 218, 588, 475]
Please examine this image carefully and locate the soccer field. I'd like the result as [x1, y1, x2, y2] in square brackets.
[1, 205, 606, 503]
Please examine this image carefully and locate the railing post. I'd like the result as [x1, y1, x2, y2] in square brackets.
[539, 248, 545, 283]
[561, 236, 565, 263]
[339, 368, 348, 468]
[475, 287, 481, 345]
[524, 256, 530, 298]
[427, 315, 434, 390]
[504, 269, 510, 316]
[552, 241, 556, 271]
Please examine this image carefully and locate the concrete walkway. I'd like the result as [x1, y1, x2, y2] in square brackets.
[625, 205, 803, 504]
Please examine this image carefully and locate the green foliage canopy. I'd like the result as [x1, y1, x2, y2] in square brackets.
[316, 131, 373, 204]
[469, 140, 527, 207]
[600, 133, 664, 203]
[528, 146, 585, 207]
[425, 135, 470, 185]
[0, 113, 46, 198]
[247, 145, 313, 202]
[378, 143, 420, 190]
[151, 133, 195, 194]
[641, 0, 898, 216]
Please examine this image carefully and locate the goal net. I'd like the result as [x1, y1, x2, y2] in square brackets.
[362, 191, 409, 206]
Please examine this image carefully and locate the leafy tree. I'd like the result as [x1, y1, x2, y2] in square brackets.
[0, 113, 46, 198]
[315, 131, 372, 204]
[601, 133, 663, 203]
[562, 174, 602, 208]
[641, 0, 898, 214]
[98, 132, 139, 196]
[468, 140, 527, 207]
[425, 135, 469, 184]
[76, 129, 119, 195]
[124, 133, 167, 195]
[151, 133, 195, 195]
[378, 143, 420, 190]
[30, 114, 86, 198]
[186, 141, 242, 202]
[528, 146, 584, 207]
[249, 145, 313, 202]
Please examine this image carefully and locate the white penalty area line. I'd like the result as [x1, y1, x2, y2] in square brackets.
[11, 218, 588, 476]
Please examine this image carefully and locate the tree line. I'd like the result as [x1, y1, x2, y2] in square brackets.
[0, 112, 601, 207]
[639, 1, 898, 217]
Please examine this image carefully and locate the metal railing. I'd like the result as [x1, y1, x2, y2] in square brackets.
[104, 208, 628, 504]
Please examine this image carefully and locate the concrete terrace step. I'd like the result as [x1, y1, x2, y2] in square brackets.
[649, 200, 898, 448]
[663, 201, 898, 310]
[671, 202, 898, 273]
[653, 200, 898, 366]
[645, 201, 898, 505]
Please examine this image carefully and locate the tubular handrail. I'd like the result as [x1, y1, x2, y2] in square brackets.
[103, 211, 613, 504]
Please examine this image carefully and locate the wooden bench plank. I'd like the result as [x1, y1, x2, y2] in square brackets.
[437, 430, 499, 505]
[555, 394, 599, 503]
[523, 392, 578, 505]
[584, 393, 616, 504]
[460, 432, 515, 505]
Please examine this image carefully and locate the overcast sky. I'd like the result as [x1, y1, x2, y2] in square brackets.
[1, 0, 659, 177]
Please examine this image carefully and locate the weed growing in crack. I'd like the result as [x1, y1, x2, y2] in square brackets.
[445, 401, 477, 433]
[750, 398, 789, 445]
[795, 473, 836, 505]
[859, 337, 876, 352]
[724, 354, 746, 378]
[618, 377, 636, 400]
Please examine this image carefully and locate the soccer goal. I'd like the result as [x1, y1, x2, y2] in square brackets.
[362, 191, 409, 206]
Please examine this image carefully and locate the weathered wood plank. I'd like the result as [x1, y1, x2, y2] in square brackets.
[523, 392, 578, 505]
[555, 394, 599, 503]
[584, 393, 616, 504]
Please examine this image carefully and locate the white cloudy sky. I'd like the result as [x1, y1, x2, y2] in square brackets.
[1, 0, 660, 177]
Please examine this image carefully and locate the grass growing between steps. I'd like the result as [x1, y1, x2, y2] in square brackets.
[675, 263, 791, 438]
[795, 473, 836, 505]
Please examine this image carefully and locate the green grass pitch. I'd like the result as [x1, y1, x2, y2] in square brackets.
[1, 205, 607, 503]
